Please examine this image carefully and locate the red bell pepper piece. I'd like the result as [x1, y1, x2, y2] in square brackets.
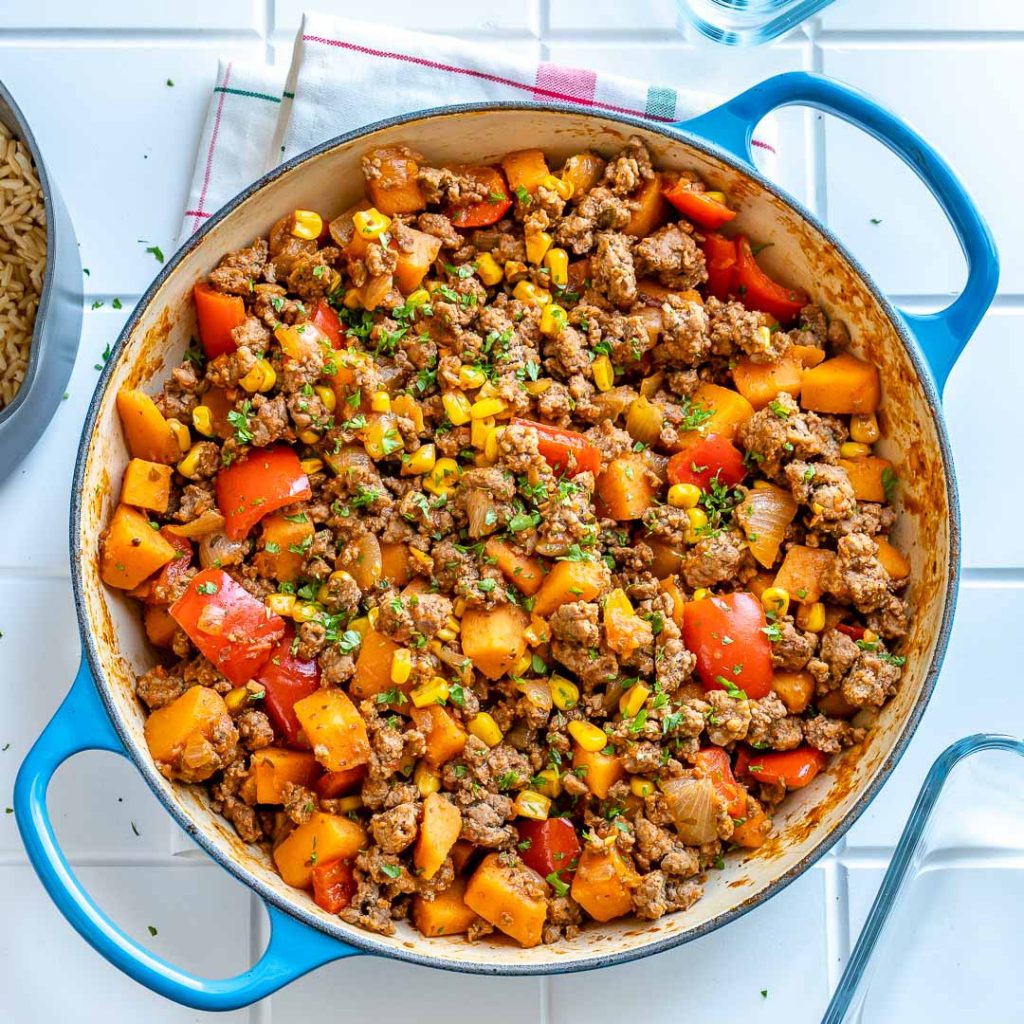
[170, 568, 285, 687]
[315, 765, 368, 799]
[311, 859, 357, 913]
[735, 745, 828, 789]
[516, 818, 582, 882]
[446, 166, 513, 229]
[682, 591, 774, 699]
[836, 623, 866, 642]
[700, 234, 738, 301]
[511, 418, 602, 478]
[310, 299, 343, 349]
[256, 629, 321, 746]
[128, 529, 193, 603]
[733, 235, 809, 325]
[193, 283, 247, 359]
[662, 181, 736, 230]
[666, 434, 746, 492]
[694, 746, 746, 819]
[215, 445, 312, 540]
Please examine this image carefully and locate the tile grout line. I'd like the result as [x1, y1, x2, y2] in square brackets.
[823, 857, 851, 996]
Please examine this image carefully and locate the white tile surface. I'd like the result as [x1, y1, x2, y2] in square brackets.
[0, 2, 1019, 1022]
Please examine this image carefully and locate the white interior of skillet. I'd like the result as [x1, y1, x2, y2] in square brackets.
[76, 108, 951, 971]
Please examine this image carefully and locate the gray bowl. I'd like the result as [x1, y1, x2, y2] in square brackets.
[0, 79, 82, 481]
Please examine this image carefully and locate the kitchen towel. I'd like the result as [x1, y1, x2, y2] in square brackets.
[180, 12, 778, 242]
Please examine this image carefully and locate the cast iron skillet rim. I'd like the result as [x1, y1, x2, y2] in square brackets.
[0, 78, 63, 428]
[70, 100, 961, 976]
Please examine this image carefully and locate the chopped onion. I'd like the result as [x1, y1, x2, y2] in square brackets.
[340, 533, 382, 590]
[736, 483, 798, 568]
[661, 776, 718, 845]
[518, 678, 553, 714]
[199, 531, 247, 570]
[626, 395, 664, 447]
[165, 509, 226, 539]
[463, 489, 499, 539]
[591, 385, 637, 422]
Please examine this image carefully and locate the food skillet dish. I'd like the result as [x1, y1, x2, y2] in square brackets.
[100, 138, 909, 949]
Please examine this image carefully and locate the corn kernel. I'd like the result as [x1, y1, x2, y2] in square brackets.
[550, 675, 578, 711]
[761, 586, 790, 618]
[511, 653, 533, 678]
[466, 712, 502, 748]
[541, 173, 575, 201]
[524, 379, 551, 396]
[347, 615, 371, 640]
[533, 768, 562, 799]
[840, 441, 872, 458]
[343, 287, 363, 310]
[436, 626, 458, 643]
[314, 385, 336, 414]
[408, 547, 434, 573]
[692, 588, 710, 602]
[619, 683, 651, 719]
[293, 602, 321, 624]
[756, 324, 773, 349]
[525, 230, 553, 266]
[387, 648, 413, 686]
[513, 280, 552, 307]
[352, 207, 392, 240]
[811, 502, 825, 516]
[291, 209, 323, 240]
[424, 457, 460, 497]
[568, 720, 608, 753]
[797, 601, 827, 633]
[427, 639, 444, 657]
[539, 303, 567, 337]
[544, 247, 569, 287]
[176, 443, 207, 480]
[668, 483, 702, 509]
[850, 413, 880, 444]
[469, 417, 493, 450]
[166, 418, 190, 454]
[298, 429, 321, 445]
[704, 190, 727, 204]
[474, 253, 503, 286]
[524, 618, 550, 648]
[335, 795, 363, 813]
[367, 606, 380, 629]
[452, 598, 467, 618]
[504, 259, 528, 283]
[685, 507, 709, 542]
[240, 358, 276, 394]
[513, 790, 551, 821]
[266, 593, 296, 617]
[483, 426, 503, 463]
[458, 364, 488, 390]
[370, 391, 392, 414]
[630, 776, 655, 799]
[862, 628, 879, 644]
[470, 396, 506, 420]
[401, 443, 437, 477]
[414, 761, 442, 797]
[224, 686, 250, 714]
[410, 676, 449, 709]
[191, 406, 215, 437]
[300, 458, 324, 475]
[442, 391, 472, 426]
[592, 354, 614, 393]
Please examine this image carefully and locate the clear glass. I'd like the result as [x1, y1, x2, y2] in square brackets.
[823, 734, 1024, 1023]
[677, 0, 835, 45]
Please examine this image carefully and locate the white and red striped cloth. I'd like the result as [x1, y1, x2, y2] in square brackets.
[180, 13, 778, 243]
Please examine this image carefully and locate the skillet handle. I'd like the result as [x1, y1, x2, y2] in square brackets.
[679, 71, 999, 393]
[14, 659, 362, 1011]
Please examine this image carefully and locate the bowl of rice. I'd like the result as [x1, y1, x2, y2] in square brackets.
[0, 79, 81, 481]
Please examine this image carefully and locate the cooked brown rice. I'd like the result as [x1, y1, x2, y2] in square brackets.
[0, 121, 46, 410]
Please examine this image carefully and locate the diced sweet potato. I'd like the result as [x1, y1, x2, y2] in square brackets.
[679, 382, 755, 445]
[572, 746, 625, 800]
[293, 689, 370, 773]
[595, 455, 655, 521]
[450, 839, 476, 875]
[253, 513, 315, 583]
[364, 146, 427, 215]
[570, 845, 641, 923]
[800, 353, 880, 414]
[732, 357, 804, 411]
[120, 458, 173, 513]
[410, 705, 468, 768]
[484, 539, 545, 596]
[532, 560, 609, 618]
[273, 812, 367, 889]
[790, 343, 826, 368]
[560, 151, 605, 195]
[380, 542, 414, 586]
[817, 690, 857, 718]
[772, 670, 815, 714]
[772, 545, 836, 604]
[603, 588, 653, 659]
[412, 876, 480, 937]
[414, 792, 463, 881]
[624, 172, 668, 237]
[875, 537, 910, 580]
[648, 538, 685, 580]
[500, 149, 550, 195]
[350, 629, 402, 700]
[115, 388, 181, 464]
[394, 227, 442, 294]
[101, 504, 178, 589]
[143, 686, 233, 784]
[747, 570, 775, 600]
[839, 456, 895, 504]
[253, 748, 322, 804]
[464, 852, 548, 947]
[461, 603, 529, 681]
[732, 803, 772, 848]
[144, 605, 179, 648]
